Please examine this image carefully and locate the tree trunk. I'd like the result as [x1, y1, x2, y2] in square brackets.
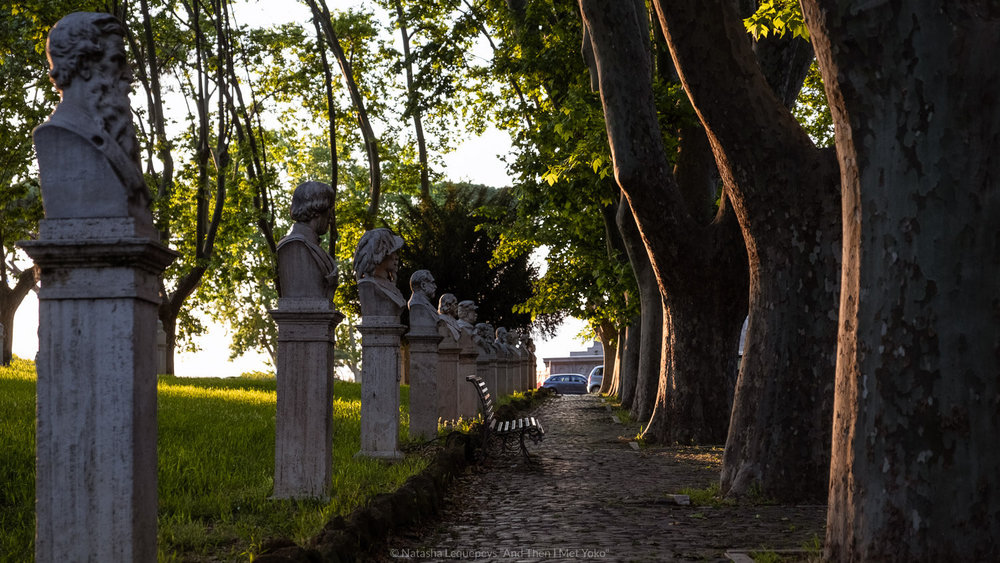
[580, 0, 748, 444]
[392, 0, 431, 201]
[617, 315, 639, 407]
[596, 329, 625, 395]
[0, 268, 36, 365]
[308, 0, 382, 228]
[651, 0, 841, 501]
[618, 197, 662, 422]
[802, 2, 1000, 558]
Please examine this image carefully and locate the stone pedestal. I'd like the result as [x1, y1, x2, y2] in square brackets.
[510, 348, 523, 393]
[436, 329, 461, 423]
[489, 355, 501, 397]
[406, 331, 443, 440]
[458, 334, 478, 418]
[20, 218, 176, 563]
[269, 298, 342, 499]
[357, 321, 406, 460]
[495, 348, 510, 397]
[476, 351, 497, 402]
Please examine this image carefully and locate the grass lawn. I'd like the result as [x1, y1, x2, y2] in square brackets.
[0, 356, 429, 562]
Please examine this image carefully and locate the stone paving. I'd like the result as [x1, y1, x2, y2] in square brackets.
[376, 394, 826, 562]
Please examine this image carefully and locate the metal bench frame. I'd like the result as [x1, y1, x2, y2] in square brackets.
[465, 375, 544, 463]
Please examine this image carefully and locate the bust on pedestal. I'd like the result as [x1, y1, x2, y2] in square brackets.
[270, 181, 343, 500]
[406, 270, 443, 440]
[354, 228, 406, 460]
[435, 293, 462, 422]
[455, 300, 479, 417]
[17, 13, 176, 562]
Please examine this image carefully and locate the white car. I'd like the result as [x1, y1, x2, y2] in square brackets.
[587, 365, 604, 393]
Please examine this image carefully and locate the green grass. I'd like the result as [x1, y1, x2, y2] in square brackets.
[678, 482, 737, 507]
[0, 358, 428, 562]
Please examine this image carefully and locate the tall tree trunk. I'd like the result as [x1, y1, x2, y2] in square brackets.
[651, 0, 841, 501]
[308, 0, 382, 228]
[593, 321, 617, 390]
[802, 2, 1000, 558]
[157, 0, 231, 375]
[617, 315, 639, 406]
[579, 0, 748, 444]
[0, 268, 36, 365]
[392, 0, 431, 201]
[602, 329, 626, 396]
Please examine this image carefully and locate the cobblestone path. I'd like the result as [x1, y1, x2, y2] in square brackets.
[378, 394, 826, 562]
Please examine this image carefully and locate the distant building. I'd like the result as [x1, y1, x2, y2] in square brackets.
[542, 340, 604, 377]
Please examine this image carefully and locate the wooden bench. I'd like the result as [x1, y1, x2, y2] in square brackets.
[465, 375, 544, 463]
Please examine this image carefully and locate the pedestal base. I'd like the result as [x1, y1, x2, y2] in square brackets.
[20, 233, 175, 563]
[356, 322, 406, 460]
[270, 300, 343, 500]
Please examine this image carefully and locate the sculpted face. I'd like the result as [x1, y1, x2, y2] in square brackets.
[421, 277, 436, 299]
[373, 251, 399, 282]
[89, 32, 140, 165]
[438, 294, 457, 316]
[457, 302, 477, 324]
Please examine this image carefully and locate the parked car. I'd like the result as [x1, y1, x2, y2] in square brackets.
[587, 365, 604, 393]
[541, 373, 588, 394]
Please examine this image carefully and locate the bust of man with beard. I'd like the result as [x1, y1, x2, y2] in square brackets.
[34, 12, 154, 236]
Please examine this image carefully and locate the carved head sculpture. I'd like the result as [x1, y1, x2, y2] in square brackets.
[438, 293, 458, 317]
[506, 329, 521, 348]
[353, 228, 404, 282]
[474, 322, 494, 343]
[495, 326, 508, 344]
[47, 12, 139, 165]
[521, 333, 535, 353]
[409, 269, 436, 301]
[457, 300, 477, 324]
[290, 181, 335, 234]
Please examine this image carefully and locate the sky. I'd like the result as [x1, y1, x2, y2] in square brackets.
[8, 1, 599, 377]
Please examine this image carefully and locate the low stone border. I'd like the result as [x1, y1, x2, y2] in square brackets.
[255, 388, 552, 563]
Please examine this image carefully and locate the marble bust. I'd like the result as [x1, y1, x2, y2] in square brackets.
[494, 326, 511, 353]
[474, 322, 496, 354]
[437, 293, 461, 341]
[456, 300, 477, 332]
[34, 12, 153, 230]
[521, 333, 536, 354]
[407, 269, 439, 333]
[353, 228, 406, 318]
[276, 181, 338, 300]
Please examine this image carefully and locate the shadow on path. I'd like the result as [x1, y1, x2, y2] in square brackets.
[377, 394, 825, 562]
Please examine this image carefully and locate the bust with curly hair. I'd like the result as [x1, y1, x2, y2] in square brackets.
[34, 12, 153, 232]
[276, 181, 338, 300]
[353, 228, 406, 318]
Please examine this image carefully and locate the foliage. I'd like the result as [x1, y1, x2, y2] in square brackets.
[391, 182, 537, 332]
[741, 2, 833, 147]
[743, 0, 809, 40]
[465, 0, 639, 337]
[0, 358, 426, 561]
[792, 61, 834, 147]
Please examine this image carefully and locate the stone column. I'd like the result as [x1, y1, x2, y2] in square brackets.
[357, 320, 406, 460]
[436, 328, 461, 423]
[457, 331, 478, 418]
[21, 219, 175, 563]
[510, 346, 524, 393]
[269, 298, 342, 499]
[476, 349, 496, 399]
[494, 345, 509, 397]
[407, 331, 443, 440]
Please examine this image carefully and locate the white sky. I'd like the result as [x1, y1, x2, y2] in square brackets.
[8, 0, 596, 378]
